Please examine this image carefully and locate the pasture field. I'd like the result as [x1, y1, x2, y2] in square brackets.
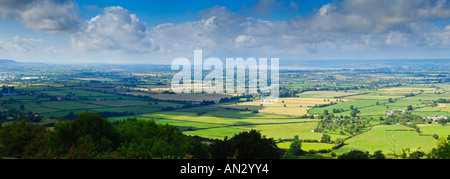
[40, 101, 103, 110]
[334, 125, 438, 156]
[124, 108, 346, 141]
[307, 85, 450, 120]
[414, 106, 446, 112]
[87, 100, 151, 107]
[123, 91, 237, 102]
[297, 91, 359, 98]
[411, 111, 450, 118]
[345, 94, 403, 100]
[9, 102, 60, 113]
[308, 99, 378, 114]
[377, 87, 436, 93]
[1, 61, 449, 159]
[356, 105, 387, 116]
[234, 122, 347, 141]
[419, 124, 450, 138]
[443, 104, 450, 112]
[2, 87, 181, 118]
[217, 97, 336, 117]
[277, 142, 335, 151]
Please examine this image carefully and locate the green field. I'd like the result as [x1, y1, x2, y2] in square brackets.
[109, 108, 349, 141]
[419, 124, 450, 138]
[1, 61, 449, 159]
[308, 99, 379, 114]
[277, 142, 335, 151]
[334, 125, 438, 156]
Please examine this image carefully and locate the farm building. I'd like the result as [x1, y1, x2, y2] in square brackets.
[385, 109, 405, 116]
[425, 115, 449, 122]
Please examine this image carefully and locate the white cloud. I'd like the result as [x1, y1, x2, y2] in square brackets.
[71, 6, 159, 53]
[0, 36, 46, 52]
[306, 0, 450, 34]
[0, 0, 81, 34]
[5, 0, 450, 62]
[235, 35, 256, 48]
[138, 1, 450, 59]
[274, 0, 450, 57]
[148, 6, 290, 57]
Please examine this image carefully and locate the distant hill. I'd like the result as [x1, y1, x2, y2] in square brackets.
[0, 59, 18, 64]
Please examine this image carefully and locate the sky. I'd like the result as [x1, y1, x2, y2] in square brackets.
[1, 0, 450, 64]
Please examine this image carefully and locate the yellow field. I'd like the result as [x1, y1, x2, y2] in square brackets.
[377, 87, 435, 92]
[443, 104, 450, 113]
[217, 97, 344, 117]
[299, 91, 359, 96]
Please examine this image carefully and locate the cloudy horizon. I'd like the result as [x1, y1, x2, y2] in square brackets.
[1, 0, 450, 64]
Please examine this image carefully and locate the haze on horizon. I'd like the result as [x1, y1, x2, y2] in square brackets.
[1, 0, 450, 64]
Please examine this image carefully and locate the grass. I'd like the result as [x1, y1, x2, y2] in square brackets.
[297, 91, 359, 98]
[419, 124, 450, 138]
[3, 85, 448, 157]
[357, 105, 389, 116]
[277, 142, 335, 151]
[41, 101, 103, 110]
[443, 104, 450, 112]
[217, 97, 334, 117]
[308, 99, 378, 114]
[129, 109, 336, 141]
[127, 91, 236, 102]
[334, 125, 437, 155]
[411, 111, 450, 118]
[236, 122, 322, 141]
[87, 100, 152, 107]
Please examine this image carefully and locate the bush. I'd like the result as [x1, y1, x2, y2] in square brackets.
[338, 150, 370, 159]
[0, 121, 50, 158]
[209, 130, 280, 159]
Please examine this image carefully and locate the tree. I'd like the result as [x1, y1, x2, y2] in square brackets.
[286, 135, 304, 156]
[407, 105, 413, 111]
[0, 121, 50, 158]
[113, 118, 209, 159]
[48, 111, 119, 156]
[408, 151, 425, 159]
[338, 150, 370, 159]
[433, 134, 439, 140]
[19, 104, 25, 111]
[388, 98, 394, 103]
[323, 110, 329, 115]
[209, 130, 280, 159]
[438, 119, 447, 126]
[431, 135, 450, 159]
[320, 134, 331, 143]
[370, 150, 386, 159]
[350, 110, 358, 117]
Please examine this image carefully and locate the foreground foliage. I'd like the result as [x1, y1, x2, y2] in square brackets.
[1, 111, 450, 159]
[0, 111, 209, 159]
[209, 130, 281, 159]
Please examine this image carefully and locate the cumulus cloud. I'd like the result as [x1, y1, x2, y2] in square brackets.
[5, 0, 450, 62]
[235, 35, 256, 48]
[0, 36, 45, 52]
[148, 5, 289, 57]
[0, 0, 81, 34]
[71, 6, 159, 53]
[304, 0, 450, 34]
[67, 0, 450, 60]
[276, 0, 450, 56]
[241, 0, 301, 17]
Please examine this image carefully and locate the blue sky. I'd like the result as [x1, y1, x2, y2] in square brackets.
[1, 0, 450, 64]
